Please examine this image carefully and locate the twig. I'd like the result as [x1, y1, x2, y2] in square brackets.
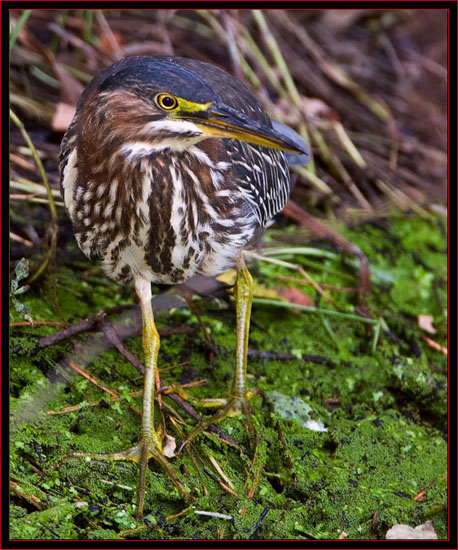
[117, 526, 146, 537]
[47, 390, 143, 415]
[296, 265, 341, 310]
[166, 507, 191, 521]
[10, 480, 43, 510]
[413, 474, 447, 501]
[11, 321, 67, 327]
[67, 360, 119, 399]
[65, 359, 141, 416]
[12, 310, 108, 352]
[276, 275, 356, 293]
[208, 454, 236, 490]
[10, 232, 34, 248]
[10, 305, 191, 354]
[422, 336, 447, 355]
[101, 320, 145, 375]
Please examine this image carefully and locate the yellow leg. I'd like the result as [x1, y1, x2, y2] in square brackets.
[72, 275, 190, 520]
[176, 255, 256, 448]
[231, 258, 254, 403]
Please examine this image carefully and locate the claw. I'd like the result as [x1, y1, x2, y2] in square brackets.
[71, 436, 191, 521]
[178, 392, 256, 453]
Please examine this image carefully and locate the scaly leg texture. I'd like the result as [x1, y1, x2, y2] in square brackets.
[175, 257, 257, 448]
[72, 275, 190, 520]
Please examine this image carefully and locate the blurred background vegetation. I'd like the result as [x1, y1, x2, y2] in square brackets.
[10, 8, 447, 269]
[10, 9, 448, 541]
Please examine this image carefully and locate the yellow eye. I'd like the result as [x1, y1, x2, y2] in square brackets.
[155, 93, 179, 111]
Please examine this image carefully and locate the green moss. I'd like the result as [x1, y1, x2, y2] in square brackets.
[10, 213, 448, 539]
[10, 502, 81, 539]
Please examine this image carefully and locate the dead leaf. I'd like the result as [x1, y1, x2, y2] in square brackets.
[301, 97, 338, 122]
[386, 520, 438, 540]
[216, 269, 237, 286]
[418, 314, 436, 334]
[162, 434, 176, 458]
[253, 283, 286, 301]
[276, 286, 315, 307]
[52, 102, 76, 132]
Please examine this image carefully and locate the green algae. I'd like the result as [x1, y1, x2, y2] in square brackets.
[10, 213, 448, 540]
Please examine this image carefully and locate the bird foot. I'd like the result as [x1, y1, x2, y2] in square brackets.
[162, 383, 229, 409]
[178, 392, 257, 452]
[163, 383, 256, 411]
[70, 434, 191, 520]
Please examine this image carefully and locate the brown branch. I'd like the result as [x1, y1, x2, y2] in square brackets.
[101, 320, 145, 375]
[10, 304, 192, 355]
[282, 200, 371, 308]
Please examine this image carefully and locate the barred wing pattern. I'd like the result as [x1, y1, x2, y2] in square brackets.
[225, 139, 290, 227]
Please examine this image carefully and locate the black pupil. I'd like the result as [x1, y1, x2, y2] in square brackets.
[162, 96, 176, 108]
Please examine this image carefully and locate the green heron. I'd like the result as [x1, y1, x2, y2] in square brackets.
[59, 55, 310, 519]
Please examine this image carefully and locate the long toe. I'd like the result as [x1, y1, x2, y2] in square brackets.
[69, 438, 190, 522]
[180, 393, 255, 450]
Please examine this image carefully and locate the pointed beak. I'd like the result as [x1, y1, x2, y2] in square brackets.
[175, 102, 309, 155]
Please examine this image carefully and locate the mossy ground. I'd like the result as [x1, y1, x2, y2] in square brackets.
[10, 212, 448, 540]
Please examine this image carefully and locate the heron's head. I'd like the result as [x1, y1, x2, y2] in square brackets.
[76, 56, 309, 159]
